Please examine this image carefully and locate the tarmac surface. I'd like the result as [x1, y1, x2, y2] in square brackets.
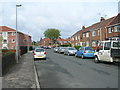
[35, 49, 119, 88]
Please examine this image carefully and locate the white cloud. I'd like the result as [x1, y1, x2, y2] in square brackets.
[0, 1, 118, 41]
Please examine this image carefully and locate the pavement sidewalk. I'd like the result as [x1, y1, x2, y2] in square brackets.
[2, 51, 40, 89]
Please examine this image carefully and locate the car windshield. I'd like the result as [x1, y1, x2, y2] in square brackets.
[36, 49, 44, 52]
[68, 48, 76, 50]
[85, 47, 94, 50]
[61, 47, 66, 49]
[55, 47, 59, 49]
[113, 42, 120, 47]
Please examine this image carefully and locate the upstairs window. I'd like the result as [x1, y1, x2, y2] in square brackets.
[98, 30, 100, 36]
[78, 35, 80, 40]
[86, 32, 89, 37]
[2, 32, 7, 37]
[76, 36, 77, 40]
[11, 32, 15, 36]
[83, 33, 85, 38]
[92, 31, 96, 37]
[108, 28, 112, 33]
[72, 37, 74, 41]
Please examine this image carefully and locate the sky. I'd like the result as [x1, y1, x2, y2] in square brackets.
[0, 0, 119, 41]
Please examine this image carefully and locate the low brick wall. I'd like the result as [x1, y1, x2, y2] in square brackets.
[2, 53, 16, 75]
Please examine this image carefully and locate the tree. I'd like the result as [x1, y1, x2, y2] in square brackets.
[44, 28, 61, 43]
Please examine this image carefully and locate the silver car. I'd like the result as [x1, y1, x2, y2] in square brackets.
[64, 47, 77, 56]
[33, 48, 46, 60]
[57, 47, 67, 54]
[53, 47, 60, 53]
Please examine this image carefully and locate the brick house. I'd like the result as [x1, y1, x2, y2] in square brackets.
[106, 13, 120, 40]
[38, 37, 71, 47]
[56, 38, 71, 46]
[0, 26, 32, 54]
[39, 38, 52, 46]
[71, 14, 120, 49]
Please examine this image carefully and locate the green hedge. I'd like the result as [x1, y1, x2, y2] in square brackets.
[2, 51, 14, 57]
[74, 46, 81, 50]
[59, 44, 72, 47]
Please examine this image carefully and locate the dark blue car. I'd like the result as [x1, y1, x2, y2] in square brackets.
[75, 47, 95, 59]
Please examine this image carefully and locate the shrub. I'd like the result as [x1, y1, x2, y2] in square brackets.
[59, 44, 72, 47]
[2, 51, 14, 57]
[74, 46, 81, 50]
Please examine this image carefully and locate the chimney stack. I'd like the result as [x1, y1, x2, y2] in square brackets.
[82, 26, 85, 29]
[100, 17, 105, 22]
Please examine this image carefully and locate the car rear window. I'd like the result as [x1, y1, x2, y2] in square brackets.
[113, 42, 120, 47]
[85, 47, 94, 50]
[69, 48, 76, 50]
[36, 49, 44, 52]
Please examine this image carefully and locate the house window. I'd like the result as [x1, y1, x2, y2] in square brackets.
[114, 26, 117, 32]
[12, 39, 15, 43]
[72, 37, 74, 41]
[76, 36, 77, 40]
[2, 32, 7, 37]
[92, 31, 96, 36]
[117, 26, 120, 32]
[86, 32, 89, 37]
[92, 40, 96, 47]
[98, 30, 100, 36]
[78, 35, 80, 40]
[83, 33, 85, 38]
[86, 41, 89, 46]
[23, 39, 27, 42]
[11, 32, 15, 36]
[3, 39, 7, 44]
[108, 28, 112, 33]
[64, 41, 67, 43]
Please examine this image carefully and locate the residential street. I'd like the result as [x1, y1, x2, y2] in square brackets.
[35, 49, 119, 88]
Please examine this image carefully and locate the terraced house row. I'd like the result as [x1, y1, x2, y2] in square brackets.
[70, 13, 120, 49]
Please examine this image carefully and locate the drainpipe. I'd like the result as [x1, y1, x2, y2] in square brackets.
[100, 28, 102, 41]
[105, 27, 107, 40]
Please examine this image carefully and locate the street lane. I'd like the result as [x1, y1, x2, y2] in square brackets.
[35, 49, 119, 88]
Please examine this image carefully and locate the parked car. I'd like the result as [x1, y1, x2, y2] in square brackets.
[33, 48, 46, 60]
[44, 46, 51, 49]
[54, 47, 60, 53]
[64, 47, 77, 56]
[94, 40, 120, 63]
[57, 47, 67, 54]
[75, 47, 95, 59]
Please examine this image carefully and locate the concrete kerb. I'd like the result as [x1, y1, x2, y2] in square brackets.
[32, 57, 41, 90]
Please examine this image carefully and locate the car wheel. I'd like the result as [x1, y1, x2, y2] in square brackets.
[81, 54, 84, 59]
[34, 58, 36, 60]
[64, 53, 66, 55]
[94, 56, 100, 63]
[44, 58, 46, 60]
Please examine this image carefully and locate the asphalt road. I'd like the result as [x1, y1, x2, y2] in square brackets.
[35, 49, 119, 88]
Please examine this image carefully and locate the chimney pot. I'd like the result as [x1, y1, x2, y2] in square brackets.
[82, 26, 85, 29]
[100, 17, 105, 22]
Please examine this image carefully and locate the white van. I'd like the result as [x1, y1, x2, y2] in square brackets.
[94, 40, 120, 63]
